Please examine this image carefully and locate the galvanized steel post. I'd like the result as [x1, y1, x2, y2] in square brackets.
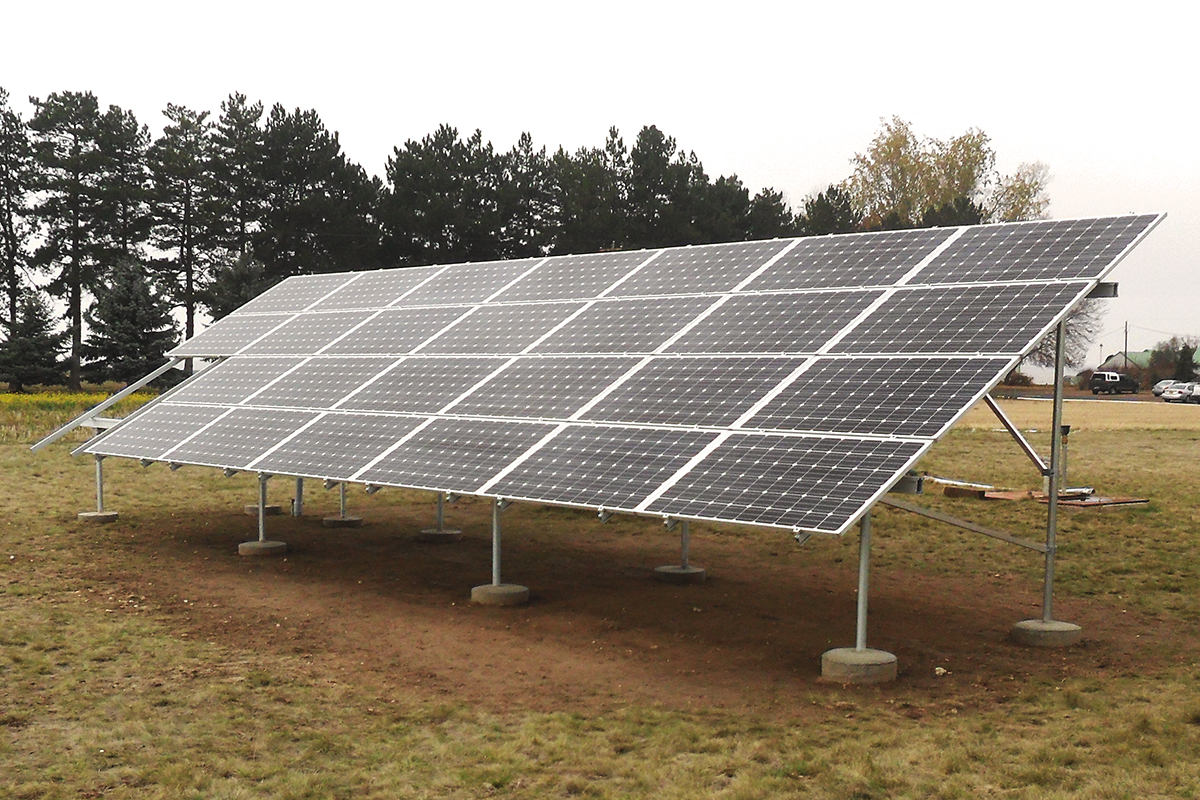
[492, 498, 502, 586]
[94, 454, 105, 513]
[1044, 320, 1066, 622]
[856, 512, 872, 651]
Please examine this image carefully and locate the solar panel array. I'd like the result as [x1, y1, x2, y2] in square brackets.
[80, 215, 1161, 534]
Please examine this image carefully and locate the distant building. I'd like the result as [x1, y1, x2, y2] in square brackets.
[1097, 350, 1153, 371]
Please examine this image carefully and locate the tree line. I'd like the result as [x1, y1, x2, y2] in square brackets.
[0, 91, 1051, 392]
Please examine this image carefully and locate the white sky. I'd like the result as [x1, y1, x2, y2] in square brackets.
[3, 0, 1195, 365]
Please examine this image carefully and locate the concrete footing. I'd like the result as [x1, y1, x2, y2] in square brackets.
[821, 647, 898, 684]
[244, 504, 283, 516]
[470, 583, 530, 606]
[78, 511, 119, 523]
[238, 540, 289, 557]
[1011, 618, 1082, 647]
[416, 528, 463, 543]
[322, 516, 363, 528]
[653, 564, 707, 584]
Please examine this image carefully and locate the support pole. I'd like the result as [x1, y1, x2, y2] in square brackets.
[417, 491, 462, 542]
[258, 473, 268, 542]
[470, 498, 528, 606]
[322, 481, 362, 528]
[239, 474, 287, 557]
[856, 513, 871, 651]
[78, 455, 118, 523]
[654, 518, 706, 583]
[492, 498, 502, 586]
[1012, 320, 1082, 647]
[820, 512, 896, 683]
[293, 477, 304, 517]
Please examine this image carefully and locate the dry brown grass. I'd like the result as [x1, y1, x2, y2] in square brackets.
[3, 394, 1200, 798]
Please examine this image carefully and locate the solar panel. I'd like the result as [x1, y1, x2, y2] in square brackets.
[83, 214, 1163, 535]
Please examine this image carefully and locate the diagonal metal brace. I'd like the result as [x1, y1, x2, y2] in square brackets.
[984, 394, 1050, 476]
[880, 496, 1048, 553]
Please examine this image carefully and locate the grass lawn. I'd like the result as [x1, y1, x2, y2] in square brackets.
[3, 393, 1200, 798]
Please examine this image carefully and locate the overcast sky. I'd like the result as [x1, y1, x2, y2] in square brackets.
[3, 0, 1195, 364]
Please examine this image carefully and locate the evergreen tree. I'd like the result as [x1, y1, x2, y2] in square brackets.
[256, 104, 381, 279]
[199, 253, 274, 320]
[380, 124, 507, 265]
[920, 196, 987, 227]
[149, 104, 218, 348]
[80, 259, 177, 384]
[209, 93, 266, 257]
[546, 128, 630, 254]
[0, 87, 36, 331]
[28, 90, 106, 390]
[96, 104, 152, 262]
[800, 185, 862, 235]
[0, 291, 66, 392]
[746, 188, 799, 239]
[500, 132, 552, 258]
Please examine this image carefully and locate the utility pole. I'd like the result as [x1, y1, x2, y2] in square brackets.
[1124, 321, 1129, 370]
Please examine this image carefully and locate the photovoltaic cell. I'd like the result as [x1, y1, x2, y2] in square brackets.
[419, 302, 587, 354]
[320, 306, 470, 355]
[245, 356, 399, 409]
[612, 240, 791, 296]
[451, 356, 641, 419]
[531, 295, 714, 354]
[581, 357, 804, 427]
[310, 266, 443, 310]
[168, 357, 305, 405]
[238, 310, 378, 355]
[744, 356, 1014, 438]
[832, 283, 1083, 355]
[337, 357, 505, 414]
[395, 257, 545, 306]
[918, 215, 1159, 284]
[501, 251, 651, 302]
[231, 273, 356, 315]
[87, 403, 233, 460]
[647, 434, 926, 532]
[745, 228, 950, 291]
[169, 313, 292, 358]
[358, 418, 557, 493]
[491, 425, 719, 509]
[667, 292, 882, 354]
[161, 407, 319, 469]
[250, 413, 427, 479]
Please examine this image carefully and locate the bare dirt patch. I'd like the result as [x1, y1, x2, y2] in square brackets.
[77, 494, 1185, 723]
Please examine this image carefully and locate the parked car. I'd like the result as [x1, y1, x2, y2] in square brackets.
[1161, 382, 1195, 403]
[1089, 371, 1139, 394]
[1187, 384, 1200, 404]
[1152, 379, 1180, 396]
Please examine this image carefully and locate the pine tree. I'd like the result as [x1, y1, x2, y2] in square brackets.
[0, 291, 66, 392]
[1, 87, 36, 332]
[28, 90, 106, 390]
[149, 104, 217, 348]
[81, 259, 177, 384]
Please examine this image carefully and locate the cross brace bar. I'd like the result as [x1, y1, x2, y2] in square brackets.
[879, 496, 1048, 553]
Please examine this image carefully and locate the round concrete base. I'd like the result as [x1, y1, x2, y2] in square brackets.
[244, 504, 283, 516]
[416, 528, 463, 543]
[238, 540, 289, 557]
[470, 583, 530, 606]
[653, 564, 707, 584]
[78, 510, 119, 523]
[322, 516, 363, 528]
[1011, 618, 1082, 648]
[821, 647, 898, 684]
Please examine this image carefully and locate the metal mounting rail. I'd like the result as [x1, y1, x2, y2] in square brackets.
[879, 496, 1048, 553]
[30, 358, 182, 452]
